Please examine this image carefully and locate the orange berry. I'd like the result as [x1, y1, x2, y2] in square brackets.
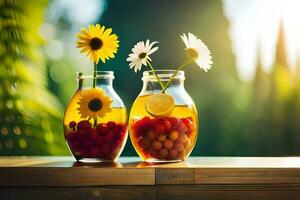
[158, 148, 168, 159]
[152, 140, 162, 150]
[169, 130, 179, 141]
[177, 133, 188, 143]
[174, 142, 185, 151]
[148, 148, 158, 158]
[168, 149, 178, 159]
[158, 134, 167, 142]
[138, 137, 151, 149]
[147, 130, 157, 140]
[163, 139, 174, 150]
[184, 138, 191, 148]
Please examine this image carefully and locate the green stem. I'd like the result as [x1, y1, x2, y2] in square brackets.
[93, 62, 97, 126]
[161, 59, 192, 93]
[93, 62, 97, 88]
[147, 60, 165, 90]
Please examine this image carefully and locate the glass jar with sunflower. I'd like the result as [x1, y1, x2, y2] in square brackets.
[127, 34, 213, 162]
[63, 24, 127, 162]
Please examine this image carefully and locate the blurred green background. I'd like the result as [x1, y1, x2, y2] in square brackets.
[1, 0, 300, 156]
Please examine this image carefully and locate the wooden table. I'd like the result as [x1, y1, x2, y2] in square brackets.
[1, 157, 300, 200]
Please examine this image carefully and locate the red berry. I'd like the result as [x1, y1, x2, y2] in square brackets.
[101, 143, 111, 155]
[107, 121, 116, 129]
[95, 135, 104, 145]
[155, 123, 165, 135]
[80, 149, 89, 157]
[76, 129, 86, 140]
[69, 121, 77, 129]
[97, 123, 109, 135]
[88, 128, 98, 140]
[164, 120, 172, 132]
[77, 120, 91, 129]
[177, 122, 188, 133]
[66, 131, 76, 142]
[83, 139, 94, 148]
[169, 117, 180, 128]
[89, 147, 100, 157]
[104, 131, 115, 143]
[69, 140, 82, 151]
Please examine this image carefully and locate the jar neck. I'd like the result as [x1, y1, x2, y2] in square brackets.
[76, 71, 114, 90]
[142, 70, 185, 92]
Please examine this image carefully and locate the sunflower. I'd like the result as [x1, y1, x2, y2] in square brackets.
[77, 88, 112, 119]
[76, 24, 119, 64]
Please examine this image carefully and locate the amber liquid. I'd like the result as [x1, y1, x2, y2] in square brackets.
[63, 90, 127, 161]
[129, 95, 198, 161]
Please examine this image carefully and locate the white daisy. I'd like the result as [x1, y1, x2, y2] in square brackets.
[126, 40, 159, 73]
[181, 32, 212, 72]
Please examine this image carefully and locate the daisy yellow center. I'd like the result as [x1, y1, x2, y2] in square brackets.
[88, 98, 103, 112]
[90, 37, 103, 50]
[186, 48, 199, 59]
[138, 52, 147, 59]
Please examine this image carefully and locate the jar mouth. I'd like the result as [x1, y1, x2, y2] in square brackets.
[142, 70, 185, 81]
[76, 71, 114, 79]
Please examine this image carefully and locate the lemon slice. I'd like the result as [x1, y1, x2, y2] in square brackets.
[145, 93, 175, 117]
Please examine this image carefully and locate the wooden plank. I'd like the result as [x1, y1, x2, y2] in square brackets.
[1, 187, 156, 200]
[2, 185, 300, 200]
[0, 167, 155, 186]
[156, 168, 194, 184]
[195, 168, 300, 184]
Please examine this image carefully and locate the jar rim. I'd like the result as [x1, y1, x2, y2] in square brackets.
[142, 70, 185, 81]
[76, 71, 114, 79]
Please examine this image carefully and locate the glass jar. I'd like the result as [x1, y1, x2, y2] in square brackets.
[129, 70, 198, 162]
[63, 71, 127, 162]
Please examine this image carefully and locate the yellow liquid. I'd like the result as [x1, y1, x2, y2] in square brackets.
[64, 91, 127, 132]
[129, 95, 198, 161]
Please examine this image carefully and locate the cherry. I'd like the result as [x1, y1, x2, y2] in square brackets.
[77, 120, 91, 129]
[97, 123, 109, 135]
[95, 135, 105, 145]
[155, 123, 165, 135]
[146, 130, 157, 140]
[104, 131, 115, 143]
[69, 121, 77, 129]
[107, 121, 116, 129]
[88, 128, 98, 140]
[89, 147, 100, 157]
[101, 144, 111, 155]
[168, 149, 178, 159]
[83, 139, 94, 148]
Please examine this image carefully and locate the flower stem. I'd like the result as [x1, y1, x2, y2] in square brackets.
[93, 62, 97, 88]
[161, 59, 192, 93]
[147, 60, 165, 90]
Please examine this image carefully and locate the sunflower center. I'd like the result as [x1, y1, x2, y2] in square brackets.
[90, 38, 103, 50]
[138, 52, 147, 59]
[88, 98, 103, 112]
[186, 48, 199, 59]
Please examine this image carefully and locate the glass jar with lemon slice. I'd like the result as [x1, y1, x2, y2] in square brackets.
[63, 71, 127, 162]
[129, 70, 198, 162]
